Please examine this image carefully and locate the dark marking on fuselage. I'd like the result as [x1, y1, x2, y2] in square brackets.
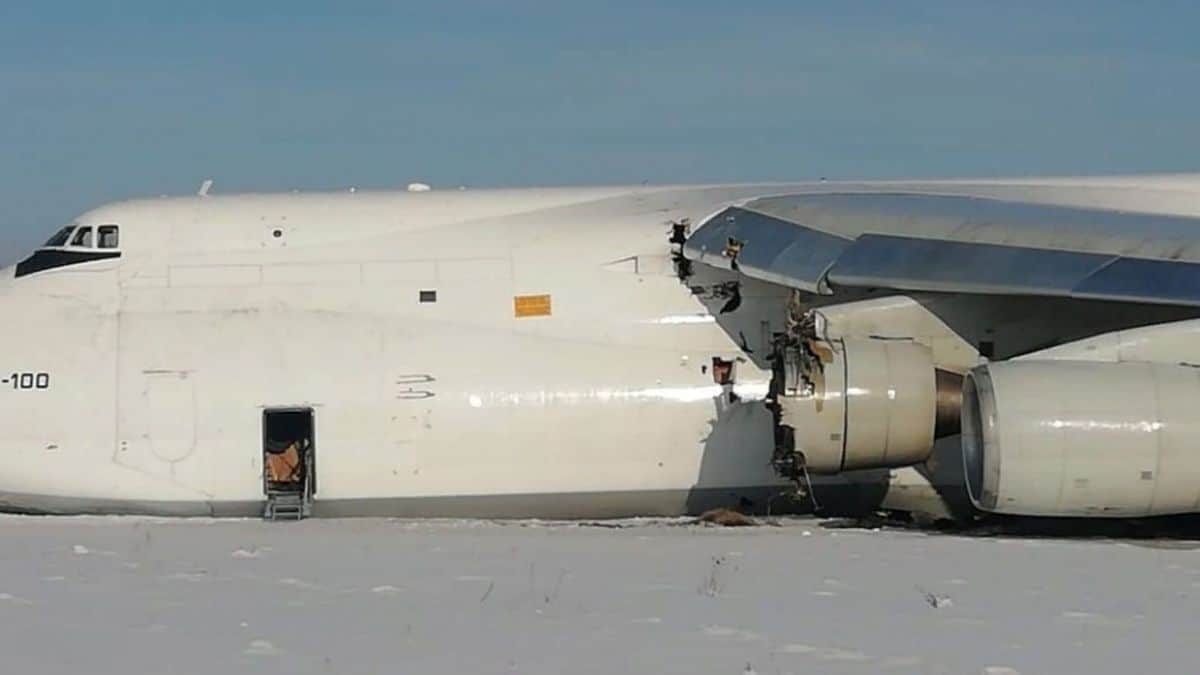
[15, 249, 121, 278]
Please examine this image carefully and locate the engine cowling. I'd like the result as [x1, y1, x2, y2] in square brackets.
[963, 360, 1200, 517]
[776, 338, 953, 473]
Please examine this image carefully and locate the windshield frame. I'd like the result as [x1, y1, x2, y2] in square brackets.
[42, 226, 75, 248]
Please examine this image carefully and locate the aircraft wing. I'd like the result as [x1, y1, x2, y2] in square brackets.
[683, 193, 1200, 307]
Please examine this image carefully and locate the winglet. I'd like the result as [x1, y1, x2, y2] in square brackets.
[197, 179, 214, 197]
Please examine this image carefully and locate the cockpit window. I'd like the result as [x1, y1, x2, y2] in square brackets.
[17, 223, 122, 278]
[70, 227, 94, 248]
[98, 225, 119, 249]
[43, 226, 74, 247]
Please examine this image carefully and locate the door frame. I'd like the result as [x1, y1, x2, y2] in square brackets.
[261, 406, 316, 496]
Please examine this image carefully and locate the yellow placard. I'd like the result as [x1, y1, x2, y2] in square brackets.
[514, 294, 552, 318]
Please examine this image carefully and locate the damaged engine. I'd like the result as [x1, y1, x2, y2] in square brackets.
[768, 306, 962, 483]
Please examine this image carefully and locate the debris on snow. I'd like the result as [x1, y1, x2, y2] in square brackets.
[917, 586, 954, 609]
[696, 508, 756, 527]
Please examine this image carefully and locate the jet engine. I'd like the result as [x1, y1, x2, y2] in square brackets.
[963, 360, 1200, 517]
[772, 336, 962, 476]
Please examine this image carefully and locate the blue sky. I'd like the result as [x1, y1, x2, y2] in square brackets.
[2, 1, 1199, 256]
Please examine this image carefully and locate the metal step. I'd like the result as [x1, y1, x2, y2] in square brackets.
[264, 492, 309, 521]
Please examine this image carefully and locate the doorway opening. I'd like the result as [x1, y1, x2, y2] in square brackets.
[262, 408, 315, 520]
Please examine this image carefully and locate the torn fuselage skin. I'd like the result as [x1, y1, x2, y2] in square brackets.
[671, 220, 972, 521]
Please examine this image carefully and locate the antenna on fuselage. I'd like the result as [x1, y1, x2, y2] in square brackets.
[197, 179, 214, 197]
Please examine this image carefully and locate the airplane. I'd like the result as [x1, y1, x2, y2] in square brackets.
[7, 174, 1200, 521]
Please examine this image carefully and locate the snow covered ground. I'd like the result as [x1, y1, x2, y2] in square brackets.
[0, 516, 1196, 675]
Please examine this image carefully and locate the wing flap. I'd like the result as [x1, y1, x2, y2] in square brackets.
[1073, 257, 1200, 305]
[824, 236, 1200, 307]
[825, 235, 1200, 306]
[826, 235, 1118, 297]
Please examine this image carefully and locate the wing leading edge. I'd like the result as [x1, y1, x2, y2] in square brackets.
[682, 207, 850, 294]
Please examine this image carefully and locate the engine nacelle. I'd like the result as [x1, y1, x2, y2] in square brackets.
[963, 360, 1200, 517]
[776, 338, 951, 473]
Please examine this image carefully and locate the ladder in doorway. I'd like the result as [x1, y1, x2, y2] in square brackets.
[264, 446, 313, 521]
[264, 491, 308, 521]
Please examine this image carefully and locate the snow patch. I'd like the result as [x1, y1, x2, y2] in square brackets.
[880, 656, 923, 668]
[815, 647, 871, 661]
[775, 644, 817, 654]
[775, 644, 871, 661]
[165, 572, 209, 582]
[702, 625, 764, 642]
[244, 639, 282, 656]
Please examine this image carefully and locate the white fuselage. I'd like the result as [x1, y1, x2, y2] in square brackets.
[8, 176, 1200, 517]
[0, 185, 798, 516]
